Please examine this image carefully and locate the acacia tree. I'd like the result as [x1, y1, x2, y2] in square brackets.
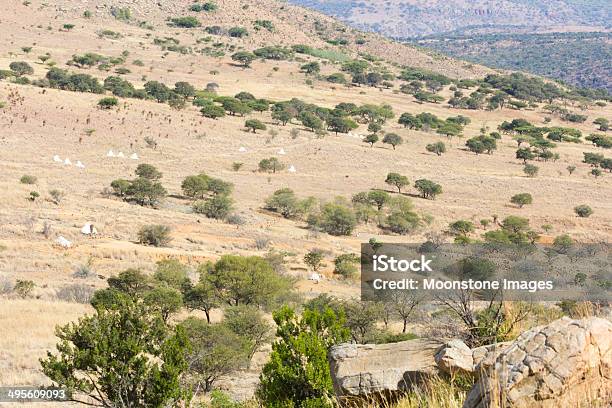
[40, 298, 190, 407]
[385, 172, 409, 194]
[231, 51, 256, 68]
[382, 133, 403, 150]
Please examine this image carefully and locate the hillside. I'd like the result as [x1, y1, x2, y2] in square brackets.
[287, 0, 611, 38]
[0, 0, 610, 405]
[413, 31, 612, 92]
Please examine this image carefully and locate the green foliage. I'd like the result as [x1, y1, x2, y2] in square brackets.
[20, 174, 37, 184]
[201, 255, 293, 308]
[523, 163, 539, 177]
[224, 305, 273, 362]
[426, 141, 446, 156]
[333, 254, 359, 279]
[193, 195, 233, 220]
[181, 317, 249, 392]
[228, 27, 248, 38]
[414, 179, 442, 199]
[201, 104, 226, 119]
[510, 193, 533, 208]
[363, 133, 379, 147]
[190, 2, 218, 12]
[253, 46, 292, 60]
[245, 119, 266, 133]
[97, 96, 118, 109]
[385, 172, 409, 193]
[385, 196, 420, 234]
[15, 279, 35, 298]
[259, 157, 284, 173]
[9, 61, 33, 76]
[304, 249, 325, 272]
[231, 51, 256, 68]
[258, 305, 350, 408]
[265, 188, 314, 219]
[326, 73, 346, 84]
[45, 68, 104, 93]
[382, 133, 403, 150]
[170, 16, 201, 28]
[466, 135, 497, 154]
[138, 224, 172, 247]
[310, 202, 357, 236]
[449, 220, 475, 236]
[574, 204, 593, 218]
[40, 298, 190, 406]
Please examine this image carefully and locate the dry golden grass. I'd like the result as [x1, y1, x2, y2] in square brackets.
[0, 0, 610, 399]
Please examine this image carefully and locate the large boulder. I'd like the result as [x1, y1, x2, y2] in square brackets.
[329, 339, 444, 398]
[463, 316, 612, 408]
[435, 339, 474, 374]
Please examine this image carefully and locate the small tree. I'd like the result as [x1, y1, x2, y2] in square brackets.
[98, 96, 118, 109]
[523, 164, 539, 177]
[9, 61, 33, 76]
[516, 148, 535, 163]
[193, 195, 233, 220]
[40, 298, 190, 407]
[257, 306, 350, 408]
[414, 179, 442, 199]
[304, 249, 325, 272]
[258, 157, 284, 173]
[426, 142, 446, 156]
[200, 104, 225, 119]
[224, 305, 273, 363]
[510, 193, 533, 208]
[363, 134, 379, 147]
[449, 220, 475, 237]
[574, 205, 593, 218]
[382, 133, 402, 150]
[567, 165, 576, 175]
[385, 172, 409, 194]
[231, 51, 256, 68]
[181, 317, 249, 393]
[135, 163, 162, 180]
[138, 224, 172, 247]
[245, 118, 266, 133]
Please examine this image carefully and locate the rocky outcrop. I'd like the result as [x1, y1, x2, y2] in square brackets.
[463, 317, 612, 408]
[328, 339, 444, 398]
[435, 339, 474, 375]
[471, 341, 512, 372]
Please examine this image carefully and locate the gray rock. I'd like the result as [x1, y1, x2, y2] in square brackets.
[435, 339, 474, 374]
[463, 316, 612, 408]
[329, 339, 444, 398]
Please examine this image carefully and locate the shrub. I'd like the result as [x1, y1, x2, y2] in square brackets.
[574, 205, 593, 218]
[98, 96, 118, 109]
[192, 195, 232, 220]
[245, 119, 266, 133]
[14, 279, 35, 298]
[414, 179, 442, 199]
[9, 61, 34, 76]
[137, 224, 172, 247]
[426, 141, 446, 156]
[200, 104, 225, 119]
[317, 203, 357, 236]
[258, 157, 284, 173]
[170, 16, 201, 28]
[382, 133, 403, 150]
[20, 174, 37, 184]
[228, 27, 248, 38]
[523, 164, 539, 177]
[231, 51, 255, 68]
[510, 193, 533, 208]
[257, 306, 349, 407]
[385, 172, 409, 194]
[333, 254, 359, 278]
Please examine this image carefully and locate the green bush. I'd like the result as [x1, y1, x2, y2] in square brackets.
[98, 96, 118, 109]
[20, 174, 37, 184]
[257, 306, 349, 407]
[574, 205, 593, 218]
[170, 16, 201, 28]
[192, 195, 233, 220]
[137, 224, 172, 247]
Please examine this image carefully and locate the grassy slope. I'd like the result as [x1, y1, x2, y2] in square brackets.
[0, 0, 610, 398]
